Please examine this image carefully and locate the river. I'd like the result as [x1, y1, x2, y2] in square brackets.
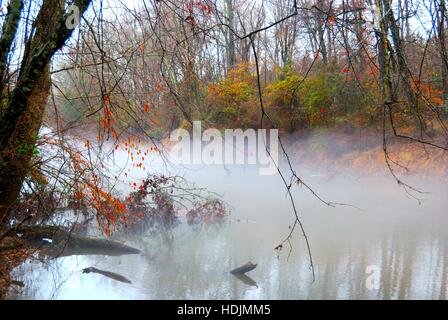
[8, 131, 448, 299]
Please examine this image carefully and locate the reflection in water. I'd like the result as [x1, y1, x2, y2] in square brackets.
[81, 267, 132, 284]
[7, 141, 448, 300]
[232, 273, 258, 287]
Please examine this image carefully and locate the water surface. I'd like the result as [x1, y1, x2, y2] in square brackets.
[9, 135, 448, 300]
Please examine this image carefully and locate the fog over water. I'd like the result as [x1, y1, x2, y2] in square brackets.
[9, 130, 448, 299]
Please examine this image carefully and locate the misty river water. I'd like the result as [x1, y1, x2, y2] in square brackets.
[7, 131, 448, 299]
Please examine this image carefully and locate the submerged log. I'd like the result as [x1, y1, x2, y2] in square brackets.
[82, 267, 132, 284]
[10, 280, 24, 287]
[230, 261, 257, 275]
[15, 225, 141, 257]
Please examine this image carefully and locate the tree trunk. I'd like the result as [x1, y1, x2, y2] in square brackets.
[316, 0, 328, 65]
[0, 0, 23, 97]
[383, 0, 415, 108]
[0, 0, 92, 227]
[225, 0, 237, 71]
[376, 0, 394, 103]
[0, 67, 51, 226]
[438, 0, 448, 98]
[15, 225, 141, 257]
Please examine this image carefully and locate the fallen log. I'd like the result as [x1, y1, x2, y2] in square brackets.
[230, 261, 257, 275]
[10, 280, 25, 287]
[15, 225, 141, 257]
[82, 267, 132, 284]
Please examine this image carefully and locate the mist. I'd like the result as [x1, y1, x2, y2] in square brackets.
[9, 129, 448, 300]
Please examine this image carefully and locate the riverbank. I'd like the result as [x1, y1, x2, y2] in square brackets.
[281, 126, 448, 180]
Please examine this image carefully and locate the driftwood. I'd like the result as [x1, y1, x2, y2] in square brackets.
[230, 261, 257, 275]
[15, 225, 141, 257]
[10, 280, 25, 287]
[82, 267, 132, 284]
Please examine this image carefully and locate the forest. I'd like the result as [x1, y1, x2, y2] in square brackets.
[0, 0, 448, 300]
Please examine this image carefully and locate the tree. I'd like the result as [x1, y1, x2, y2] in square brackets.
[0, 0, 92, 227]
